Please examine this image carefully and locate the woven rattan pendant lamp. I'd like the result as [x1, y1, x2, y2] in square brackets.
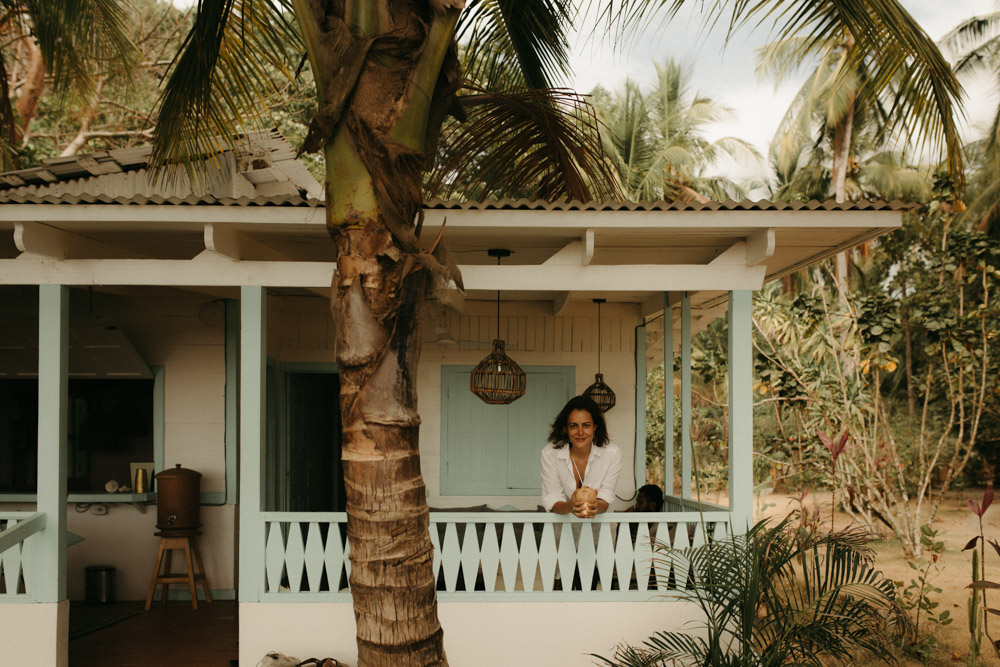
[470, 249, 526, 404]
[583, 298, 616, 412]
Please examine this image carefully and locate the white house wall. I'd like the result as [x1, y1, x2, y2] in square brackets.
[240, 599, 704, 666]
[0, 288, 236, 601]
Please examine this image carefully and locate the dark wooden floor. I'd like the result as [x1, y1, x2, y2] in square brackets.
[70, 600, 238, 666]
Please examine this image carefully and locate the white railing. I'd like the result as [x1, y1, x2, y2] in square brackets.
[0, 512, 46, 601]
[258, 507, 731, 602]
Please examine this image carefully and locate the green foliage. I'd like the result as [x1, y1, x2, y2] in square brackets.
[589, 58, 757, 202]
[894, 525, 952, 659]
[597, 518, 907, 666]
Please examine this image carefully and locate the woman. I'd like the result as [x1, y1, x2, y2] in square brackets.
[541, 395, 622, 518]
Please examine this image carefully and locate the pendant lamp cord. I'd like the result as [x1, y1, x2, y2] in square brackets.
[496, 254, 501, 339]
[597, 300, 602, 373]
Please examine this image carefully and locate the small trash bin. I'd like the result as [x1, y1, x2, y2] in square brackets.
[84, 565, 116, 603]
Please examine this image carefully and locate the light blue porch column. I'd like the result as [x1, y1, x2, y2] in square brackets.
[36, 285, 68, 602]
[238, 286, 266, 602]
[662, 293, 674, 495]
[728, 290, 753, 532]
[634, 322, 647, 488]
[680, 293, 692, 499]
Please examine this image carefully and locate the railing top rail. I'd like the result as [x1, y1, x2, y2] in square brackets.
[0, 512, 42, 520]
[0, 511, 46, 554]
[259, 510, 734, 523]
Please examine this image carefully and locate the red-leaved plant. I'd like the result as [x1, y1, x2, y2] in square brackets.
[964, 483, 1000, 662]
[818, 429, 849, 531]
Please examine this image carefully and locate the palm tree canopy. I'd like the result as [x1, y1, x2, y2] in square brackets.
[591, 57, 758, 201]
[628, 0, 967, 195]
[0, 0, 140, 169]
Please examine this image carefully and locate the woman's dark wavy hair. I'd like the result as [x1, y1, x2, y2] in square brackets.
[547, 395, 609, 448]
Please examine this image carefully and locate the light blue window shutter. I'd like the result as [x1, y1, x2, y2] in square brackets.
[441, 365, 574, 496]
[506, 371, 574, 490]
[442, 366, 507, 494]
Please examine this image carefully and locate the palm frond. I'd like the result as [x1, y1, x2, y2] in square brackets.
[426, 85, 620, 202]
[662, 0, 965, 193]
[18, 0, 141, 101]
[151, 0, 301, 173]
[601, 519, 904, 667]
[938, 11, 1000, 72]
[457, 0, 574, 90]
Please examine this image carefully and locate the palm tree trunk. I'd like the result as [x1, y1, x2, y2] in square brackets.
[294, 2, 461, 663]
[14, 39, 45, 143]
[831, 33, 856, 289]
[332, 214, 444, 666]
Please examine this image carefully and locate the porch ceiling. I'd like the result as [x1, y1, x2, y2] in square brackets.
[0, 198, 904, 319]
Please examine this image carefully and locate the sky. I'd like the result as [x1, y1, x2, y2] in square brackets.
[566, 0, 994, 174]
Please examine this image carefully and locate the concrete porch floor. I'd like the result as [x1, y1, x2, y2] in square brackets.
[69, 600, 238, 666]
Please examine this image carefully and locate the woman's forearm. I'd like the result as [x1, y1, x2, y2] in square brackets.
[595, 499, 609, 514]
[550, 500, 574, 514]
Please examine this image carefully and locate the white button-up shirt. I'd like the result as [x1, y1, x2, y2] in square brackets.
[540, 442, 622, 511]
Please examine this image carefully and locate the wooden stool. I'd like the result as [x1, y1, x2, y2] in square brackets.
[144, 532, 212, 610]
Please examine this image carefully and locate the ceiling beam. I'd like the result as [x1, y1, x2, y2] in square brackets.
[200, 222, 290, 261]
[746, 228, 775, 265]
[1, 258, 766, 291]
[14, 221, 143, 259]
[542, 234, 594, 266]
[461, 264, 766, 292]
[552, 292, 572, 316]
[0, 257, 336, 287]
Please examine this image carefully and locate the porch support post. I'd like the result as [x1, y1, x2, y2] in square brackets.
[680, 293, 692, 500]
[728, 290, 753, 533]
[36, 284, 68, 603]
[634, 322, 647, 487]
[662, 292, 674, 496]
[238, 286, 266, 602]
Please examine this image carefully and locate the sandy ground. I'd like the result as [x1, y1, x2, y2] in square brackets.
[740, 487, 1000, 666]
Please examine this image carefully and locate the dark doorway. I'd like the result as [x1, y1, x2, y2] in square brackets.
[282, 370, 343, 512]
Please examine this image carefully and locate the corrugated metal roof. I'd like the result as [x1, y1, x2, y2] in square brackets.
[0, 191, 324, 206]
[0, 190, 916, 212]
[0, 136, 914, 212]
[0, 129, 323, 203]
[423, 197, 917, 212]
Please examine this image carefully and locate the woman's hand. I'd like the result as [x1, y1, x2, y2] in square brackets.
[570, 489, 598, 518]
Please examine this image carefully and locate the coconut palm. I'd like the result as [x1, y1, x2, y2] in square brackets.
[668, 0, 964, 200]
[597, 518, 907, 666]
[766, 75, 932, 204]
[0, 0, 140, 170]
[591, 58, 758, 202]
[939, 7, 1000, 234]
[151, 1, 967, 664]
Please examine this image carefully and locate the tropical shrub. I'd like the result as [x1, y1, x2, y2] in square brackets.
[597, 518, 907, 666]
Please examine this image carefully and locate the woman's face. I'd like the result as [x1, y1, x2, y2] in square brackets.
[566, 409, 596, 449]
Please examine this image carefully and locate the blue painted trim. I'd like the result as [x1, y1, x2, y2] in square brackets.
[152, 366, 165, 484]
[634, 324, 647, 488]
[662, 293, 674, 495]
[224, 301, 239, 506]
[36, 285, 68, 602]
[681, 294, 692, 500]
[728, 291, 754, 533]
[238, 286, 267, 603]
